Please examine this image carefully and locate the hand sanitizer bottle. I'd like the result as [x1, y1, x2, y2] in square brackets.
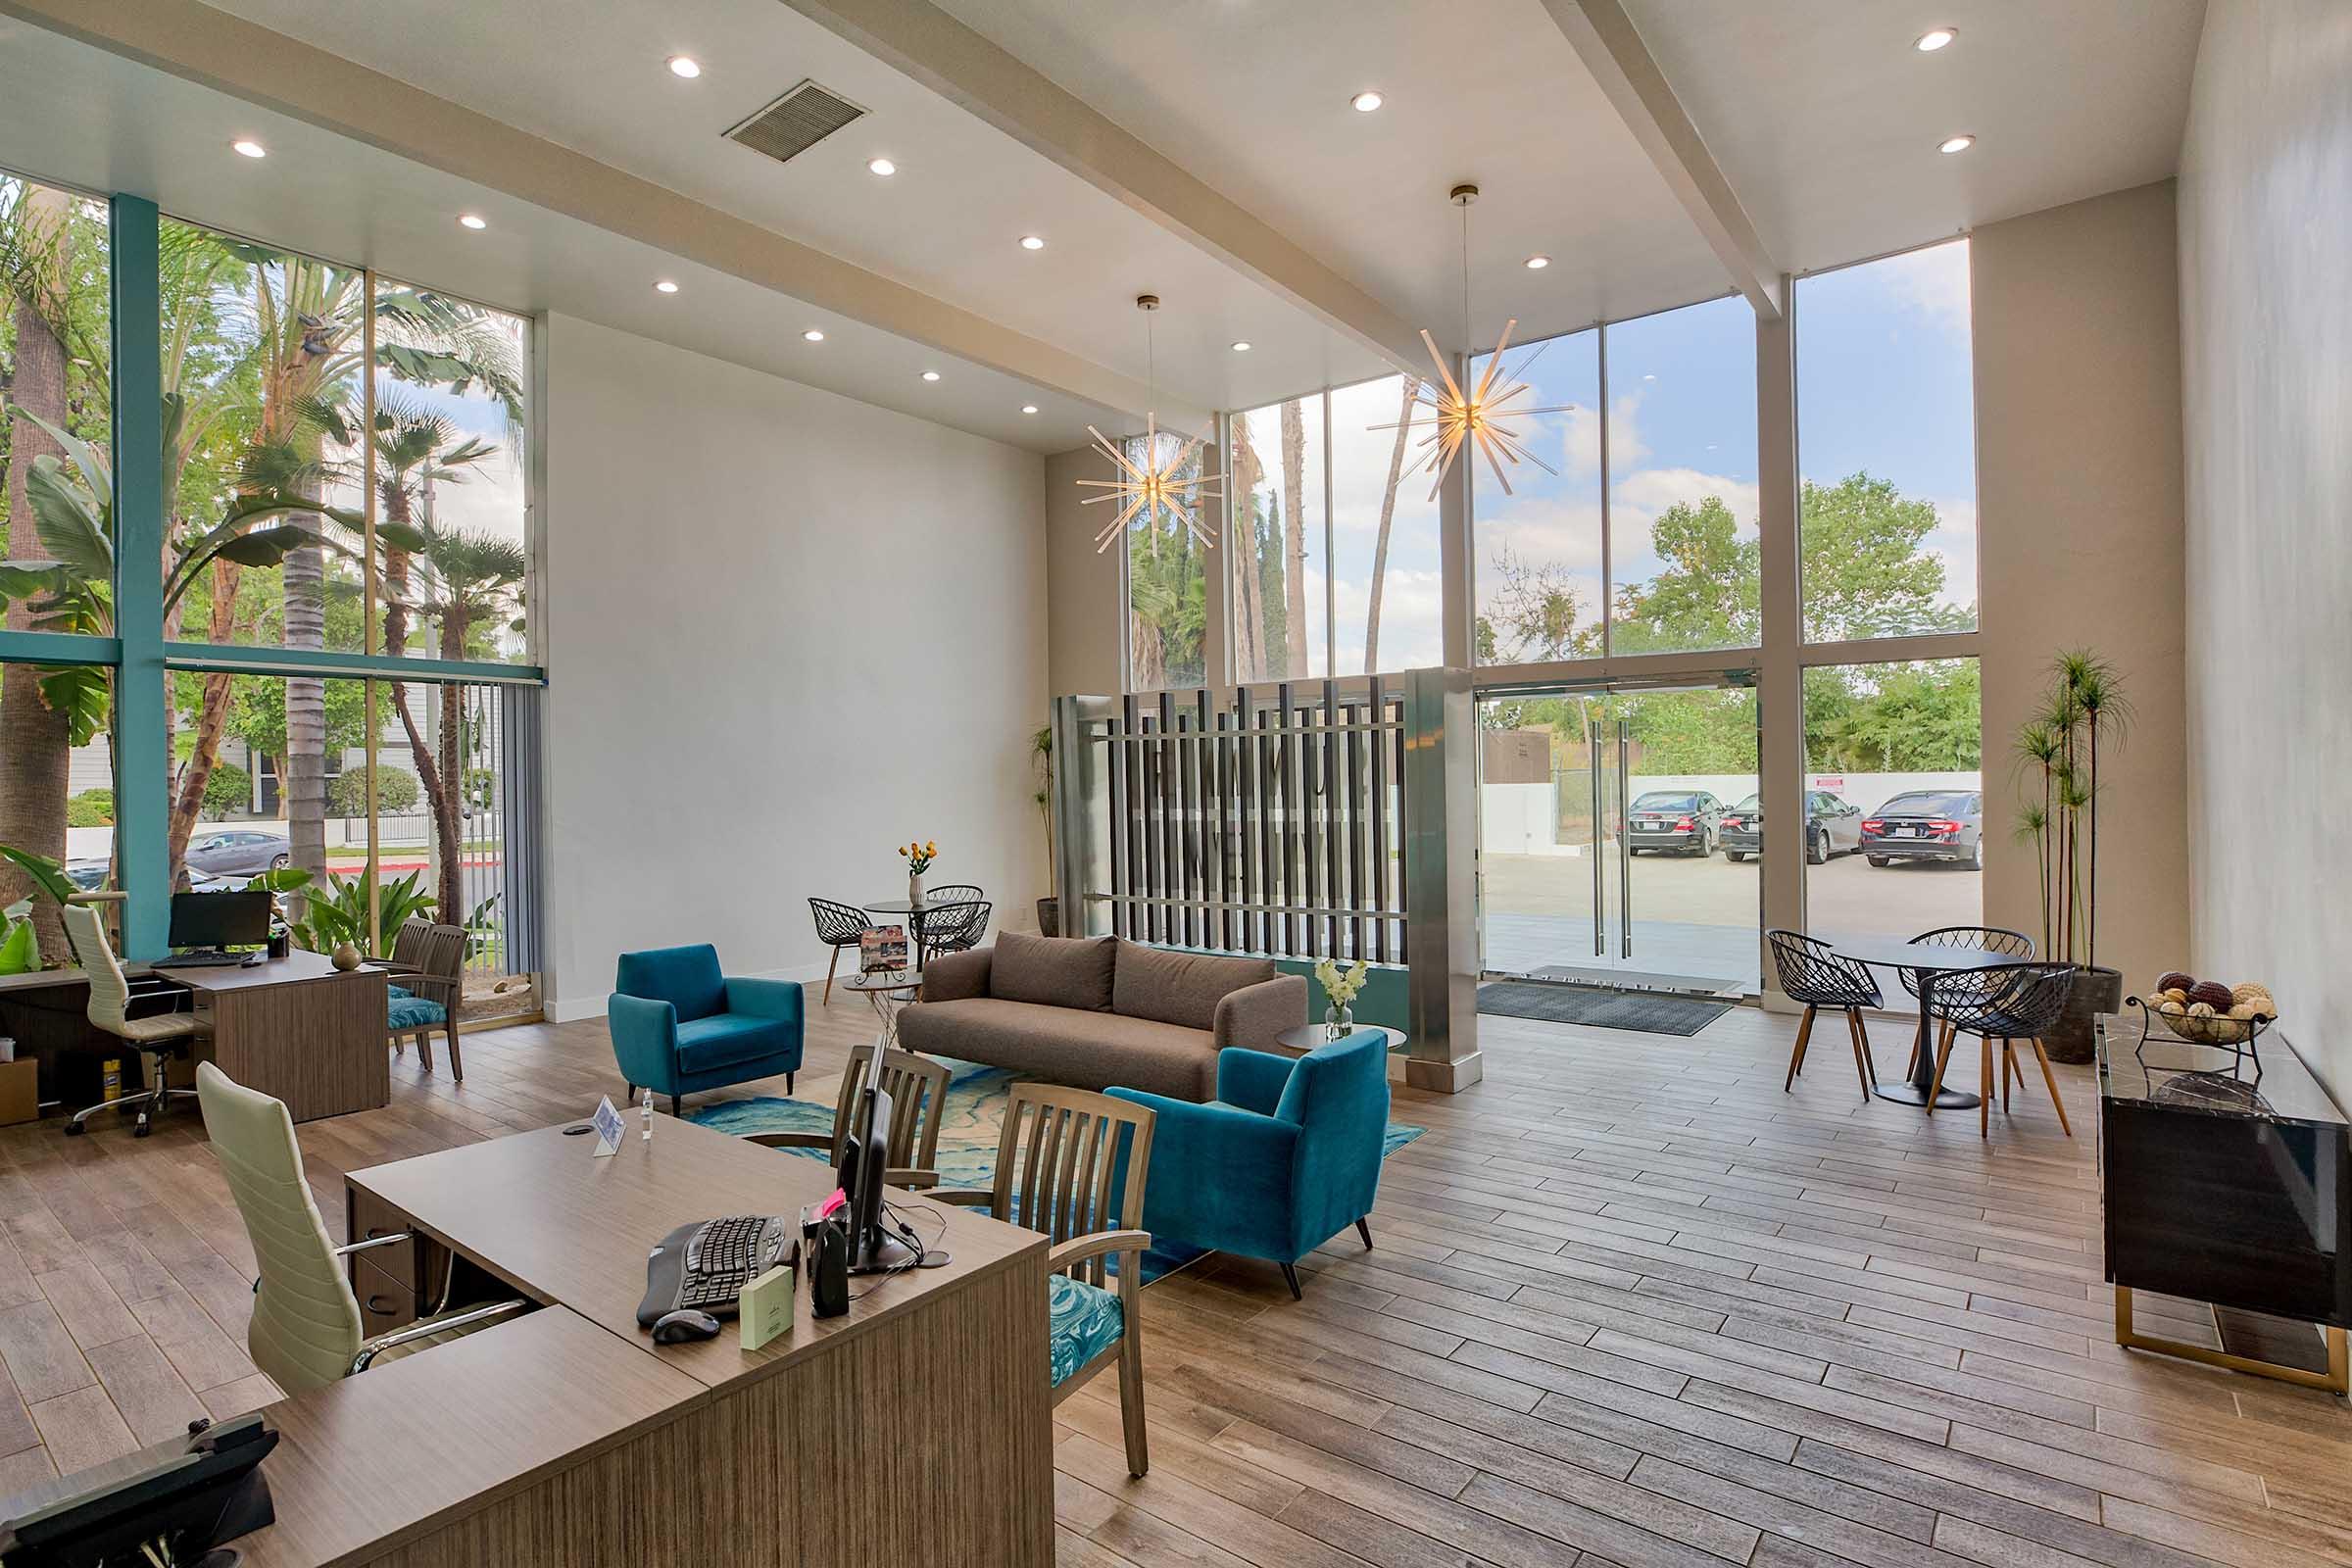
[640, 1085, 655, 1142]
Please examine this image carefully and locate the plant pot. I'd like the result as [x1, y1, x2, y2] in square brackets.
[1035, 897, 1059, 938]
[2040, 963, 2123, 1063]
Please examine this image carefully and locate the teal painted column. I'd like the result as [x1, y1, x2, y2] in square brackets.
[110, 197, 169, 959]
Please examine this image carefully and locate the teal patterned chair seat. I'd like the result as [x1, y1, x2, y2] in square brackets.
[1046, 1274, 1126, 1389]
[385, 985, 446, 1032]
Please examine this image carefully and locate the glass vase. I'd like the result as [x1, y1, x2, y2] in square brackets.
[1324, 1003, 1353, 1039]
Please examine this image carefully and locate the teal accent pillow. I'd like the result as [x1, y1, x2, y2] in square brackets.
[1045, 1273, 1123, 1387]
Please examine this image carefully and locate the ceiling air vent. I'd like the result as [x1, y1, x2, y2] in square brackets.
[724, 79, 867, 167]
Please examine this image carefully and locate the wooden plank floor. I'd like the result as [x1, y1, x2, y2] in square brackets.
[5, 998, 2352, 1568]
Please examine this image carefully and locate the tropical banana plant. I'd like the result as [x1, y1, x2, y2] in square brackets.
[0, 845, 79, 975]
[289, 866, 437, 958]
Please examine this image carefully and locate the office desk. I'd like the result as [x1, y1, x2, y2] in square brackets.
[155, 951, 387, 1122]
[308, 1114, 1055, 1565]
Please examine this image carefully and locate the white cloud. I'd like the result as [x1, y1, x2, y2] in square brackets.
[1474, 497, 1605, 572]
[1873, 239, 1972, 332]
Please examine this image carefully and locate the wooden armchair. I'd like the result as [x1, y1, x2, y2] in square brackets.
[376, 921, 467, 1078]
[739, 1044, 950, 1190]
[932, 1082, 1157, 1477]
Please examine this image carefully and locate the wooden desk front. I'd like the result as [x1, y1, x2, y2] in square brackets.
[155, 952, 387, 1122]
[324, 1114, 1055, 1564]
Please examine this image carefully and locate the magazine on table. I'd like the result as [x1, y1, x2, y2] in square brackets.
[859, 925, 910, 974]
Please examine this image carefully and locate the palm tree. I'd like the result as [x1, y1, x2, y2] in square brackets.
[1279, 399, 1309, 676]
[1361, 375, 1419, 673]
[388, 516, 525, 921]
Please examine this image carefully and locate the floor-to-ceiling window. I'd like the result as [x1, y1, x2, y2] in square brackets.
[1120, 429, 1207, 692]
[1328, 372, 1444, 675]
[1470, 328, 1602, 664]
[0, 170, 545, 1012]
[1229, 394, 1326, 682]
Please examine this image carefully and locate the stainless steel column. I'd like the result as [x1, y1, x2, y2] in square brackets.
[1401, 666, 1482, 1093]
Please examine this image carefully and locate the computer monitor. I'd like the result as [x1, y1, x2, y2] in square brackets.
[168, 889, 272, 952]
[834, 1046, 920, 1275]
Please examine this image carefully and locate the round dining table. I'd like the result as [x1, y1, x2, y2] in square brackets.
[1828, 936, 2029, 1109]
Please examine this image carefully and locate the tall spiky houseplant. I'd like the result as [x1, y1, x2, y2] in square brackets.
[2016, 650, 2131, 1059]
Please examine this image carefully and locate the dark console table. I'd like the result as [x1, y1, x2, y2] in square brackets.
[2098, 1012, 2349, 1394]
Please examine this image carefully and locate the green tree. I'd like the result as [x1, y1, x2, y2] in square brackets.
[1799, 472, 1972, 641]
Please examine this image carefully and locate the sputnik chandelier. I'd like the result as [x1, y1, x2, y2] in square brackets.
[1373, 183, 1573, 500]
[1079, 294, 1225, 553]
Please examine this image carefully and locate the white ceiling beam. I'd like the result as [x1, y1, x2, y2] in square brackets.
[774, 0, 1427, 370]
[0, 0, 1212, 434]
[1538, 0, 1785, 319]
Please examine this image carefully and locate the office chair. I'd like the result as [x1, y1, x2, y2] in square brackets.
[933, 1084, 1157, 1477]
[61, 904, 206, 1139]
[195, 1062, 527, 1395]
[739, 1042, 950, 1189]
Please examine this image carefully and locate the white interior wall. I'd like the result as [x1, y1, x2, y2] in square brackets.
[2178, 0, 2352, 1097]
[537, 314, 1049, 1020]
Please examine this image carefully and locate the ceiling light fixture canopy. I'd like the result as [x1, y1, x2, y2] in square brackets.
[1914, 27, 1956, 51]
[1021, 404, 1039, 415]
[867, 157, 897, 176]
[458, 213, 487, 230]
[1524, 255, 1549, 270]
[1351, 90, 1384, 112]
[1939, 134, 1975, 153]
[667, 55, 703, 77]
[1372, 183, 1575, 501]
[231, 138, 267, 159]
[1019, 234, 1046, 251]
[1230, 341, 1251, 352]
[803, 328, 825, 341]
[1078, 294, 1226, 553]
[654, 279, 680, 294]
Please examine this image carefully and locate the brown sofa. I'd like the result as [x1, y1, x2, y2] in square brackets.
[899, 932, 1306, 1102]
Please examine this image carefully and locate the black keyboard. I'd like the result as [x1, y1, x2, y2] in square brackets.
[637, 1215, 787, 1325]
[166, 951, 253, 967]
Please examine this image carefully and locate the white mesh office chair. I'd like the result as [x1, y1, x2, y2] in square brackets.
[61, 903, 204, 1138]
[196, 1062, 527, 1394]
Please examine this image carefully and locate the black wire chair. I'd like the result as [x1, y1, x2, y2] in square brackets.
[914, 900, 992, 959]
[1925, 961, 2077, 1139]
[923, 883, 984, 908]
[1766, 929, 1885, 1102]
[808, 897, 871, 1005]
[1897, 925, 2035, 1076]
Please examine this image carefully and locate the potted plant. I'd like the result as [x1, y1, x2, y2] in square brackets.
[1031, 724, 1059, 936]
[899, 840, 937, 907]
[2014, 650, 2130, 1061]
[0, 845, 77, 975]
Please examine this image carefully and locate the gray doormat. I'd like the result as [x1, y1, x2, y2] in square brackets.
[1477, 981, 1735, 1037]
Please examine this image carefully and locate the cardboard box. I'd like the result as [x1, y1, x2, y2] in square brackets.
[0, 1058, 38, 1127]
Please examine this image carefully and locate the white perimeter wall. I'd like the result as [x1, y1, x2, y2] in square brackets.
[2178, 0, 2352, 1098]
[537, 314, 1049, 1021]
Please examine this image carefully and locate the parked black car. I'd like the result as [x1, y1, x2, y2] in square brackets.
[1717, 791, 1866, 864]
[1625, 790, 1726, 856]
[1861, 790, 1984, 868]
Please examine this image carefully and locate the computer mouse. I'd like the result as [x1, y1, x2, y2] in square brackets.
[651, 1308, 723, 1344]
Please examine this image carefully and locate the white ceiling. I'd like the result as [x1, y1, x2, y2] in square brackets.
[1621, 0, 2209, 276]
[1, 0, 2211, 454]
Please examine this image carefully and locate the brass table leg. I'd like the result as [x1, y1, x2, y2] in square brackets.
[2116, 1286, 2350, 1396]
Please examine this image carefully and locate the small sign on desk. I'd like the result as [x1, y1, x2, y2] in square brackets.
[588, 1095, 626, 1157]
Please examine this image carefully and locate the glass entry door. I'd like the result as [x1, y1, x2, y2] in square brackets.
[1477, 679, 1760, 997]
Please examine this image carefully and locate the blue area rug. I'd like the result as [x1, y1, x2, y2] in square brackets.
[690, 1056, 1423, 1284]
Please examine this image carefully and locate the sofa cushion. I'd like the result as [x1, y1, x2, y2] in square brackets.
[899, 998, 1217, 1101]
[675, 1013, 788, 1074]
[1113, 943, 1277, 1032]
[988, 931, 1116, 1012]
[616, 945, 726, 1022]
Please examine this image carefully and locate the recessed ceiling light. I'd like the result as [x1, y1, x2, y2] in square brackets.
[457, 213, 487, 230]
[1914, 27, 1956, 52]
[867, 157, 897, 176]
[921, 369, 942, 381]
[1351, 91, 1384, 113]
[1019, 234, 1046, 251]
[803, 328, 825, 342]
[667, 55, 702, 78]
[654, 279, 680, 294]
[230, 138, 267, 159]
[1230, 341, 1252, 353]
[1938, 133, 1976, 154]
[1525, 255, 1550, 270]
[1021, 404, 1039, 415]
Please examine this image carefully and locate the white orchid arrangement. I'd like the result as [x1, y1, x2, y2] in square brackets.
[1313, 957, 1369, 1009]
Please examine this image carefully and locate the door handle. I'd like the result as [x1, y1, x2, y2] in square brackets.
[1617, 719, 1632, 960]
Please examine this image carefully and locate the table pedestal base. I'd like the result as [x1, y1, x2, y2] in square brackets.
[1873, 1080, 1982, 1110]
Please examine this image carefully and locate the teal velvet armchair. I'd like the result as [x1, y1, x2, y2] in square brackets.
[609, 945, 803, 1115]
[1106, 1031, 1388, 1298]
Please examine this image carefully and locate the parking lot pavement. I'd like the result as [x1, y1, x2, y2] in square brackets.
[1481, 847, 1984, 991]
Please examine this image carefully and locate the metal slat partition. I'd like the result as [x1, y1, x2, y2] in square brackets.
[1054, 669, 1482, 1093]
[1071, 678, 1408, 961]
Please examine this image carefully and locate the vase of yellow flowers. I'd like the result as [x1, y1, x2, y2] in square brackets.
[900, 840, 938, 906]
[1313, 957, 1368, 1040]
